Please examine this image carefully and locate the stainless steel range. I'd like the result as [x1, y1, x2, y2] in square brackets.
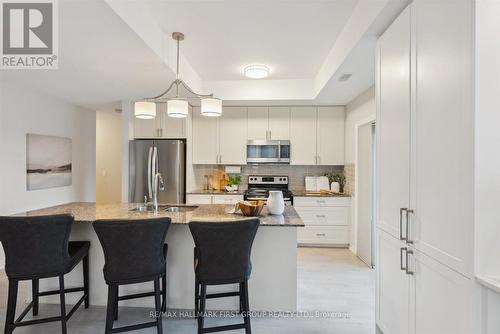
[243, 175, 294, 206]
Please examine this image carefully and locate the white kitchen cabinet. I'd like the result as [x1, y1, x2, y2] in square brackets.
[409, 0, 474, 277]
[316, 107, 344, 165]
[219, 107, 247, 165]
[411, 249, 473, 334]
[268, 107, 290, 140]
[247, 106, 290, 140]
[187, 194, 242, 205]
[192, 107, 219, 164]
[295, 196, 350, 246]
[376, 5, 411, 240]
[134, 103, 186, 138]
[376, 1, 474, 333]
[247, 107, 268, 139]
[376, 230, 410, 334]
[290, 107, 317, 165]
[290, 107, 345, 166]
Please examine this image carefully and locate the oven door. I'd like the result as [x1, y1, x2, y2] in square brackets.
[246, 140, 290, 164]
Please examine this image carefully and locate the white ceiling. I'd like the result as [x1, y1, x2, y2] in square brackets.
[149, 0, 358, 80]
[0, 0, 409, 110]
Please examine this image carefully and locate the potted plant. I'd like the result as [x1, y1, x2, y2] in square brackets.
[325, 171, 346, 193]
[227, 175, 242, 192]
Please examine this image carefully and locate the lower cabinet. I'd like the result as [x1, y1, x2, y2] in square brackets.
[376, 229, 474, 334]
[295, 196, 350, 246]
[187, 194, 243, 205]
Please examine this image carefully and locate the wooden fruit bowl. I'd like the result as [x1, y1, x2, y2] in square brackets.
[237, 200, 265, 217]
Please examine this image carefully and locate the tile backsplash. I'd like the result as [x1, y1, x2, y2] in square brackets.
[192, 164, 344, 191]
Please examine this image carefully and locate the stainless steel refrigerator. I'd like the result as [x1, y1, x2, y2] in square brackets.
[129, 139, 186, 204]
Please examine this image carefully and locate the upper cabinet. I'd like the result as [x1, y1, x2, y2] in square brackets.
[290, 106, 345, 165]
[317, 107, 345, 165]
[192, 107, 219, 164]
[290, 107, 317, 165]
[134, 103, 186, 138]
[247, 106, 290, 140]
[192, 107, 247, 165]
[219, 107, 247, 165]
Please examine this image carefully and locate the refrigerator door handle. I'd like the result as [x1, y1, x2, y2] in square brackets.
[148, 146, 153, 200]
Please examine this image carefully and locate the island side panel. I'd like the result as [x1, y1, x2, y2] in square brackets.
[38, 223, 298, 312]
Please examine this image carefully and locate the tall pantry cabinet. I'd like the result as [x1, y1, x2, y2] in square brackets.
[375, 1, 474, 334]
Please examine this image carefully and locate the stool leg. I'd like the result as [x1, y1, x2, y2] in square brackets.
[4, 279, 18, 334]
[32, 278, 39, 316]
[59, 275, 67, 334]
[161, 271, 167, 313]
[197, 284, 206, 334]
[243, 281, 251, 334]
[114, 291, 118, 321]
[83, 254, 89, 308]
[154, 278, 163, 334]
[239, 282, 244, 314]
[194, 277, 199, 316]
[105, 284, 118, 334]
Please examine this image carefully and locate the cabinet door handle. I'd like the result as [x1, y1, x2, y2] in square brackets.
[400, 208, 407, 241]
[316, 214, 326, 218]
[269, 130, 272, 139]
[406, 209, 414, 244]
[317, 155, 320, 165]
[400, 247, 407, 271]
[316, 233, 326, 237]
[405, 250, 414, 275]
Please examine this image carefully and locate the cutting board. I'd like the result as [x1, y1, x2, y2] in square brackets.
[209, 169, 227, 191]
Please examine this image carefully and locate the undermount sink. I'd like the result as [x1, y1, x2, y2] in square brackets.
[130, 205, 198, 213]
[164, 205, 198, 213]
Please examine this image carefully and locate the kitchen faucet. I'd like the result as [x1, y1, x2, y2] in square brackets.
[152, 172, 165, 212]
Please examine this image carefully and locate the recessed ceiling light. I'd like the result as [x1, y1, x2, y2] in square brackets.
[243, 64, 270, 79]
[338, 73, 352, 82]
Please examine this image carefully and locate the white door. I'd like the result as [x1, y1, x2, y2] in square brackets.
[376, 230, 410, 334]
[268, 107, 290, 140]
[290, 107, 317, 165]
[316, 106, 344, 165]
[219, 106, 247, 165]
[410, 0, 474, 276]
[357, 122, 374, 266]
[376, 6, 411, 240]
[192, 107, 219, 164]
[247, 107, 268, 140]
[410, 249, 473, 334]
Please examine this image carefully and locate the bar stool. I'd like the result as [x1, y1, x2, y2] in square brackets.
[0, 214, 90, 334]
[189, 219, 259, 334]
[93, 217, 171, 334]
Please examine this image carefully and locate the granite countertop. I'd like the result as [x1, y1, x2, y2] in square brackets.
[15, 202, 304, 227]
[188, 190, 246, 195]
[292, 190, 351, 197]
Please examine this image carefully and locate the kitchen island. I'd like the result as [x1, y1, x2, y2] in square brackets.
[16, 202, 303, 311]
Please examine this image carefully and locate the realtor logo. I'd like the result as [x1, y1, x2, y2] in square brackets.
[1, 0, 58, 69]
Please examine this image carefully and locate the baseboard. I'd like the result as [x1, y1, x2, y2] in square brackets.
[297, 243, 349, 248]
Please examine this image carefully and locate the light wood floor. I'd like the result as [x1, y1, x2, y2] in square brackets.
[0, 248, 375, 333]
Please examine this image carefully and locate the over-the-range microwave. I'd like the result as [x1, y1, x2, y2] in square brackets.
[246, 140, 290, 164]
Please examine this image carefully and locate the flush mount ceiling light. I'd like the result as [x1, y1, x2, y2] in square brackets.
[243, 64, 270, 79]
[134, 32, 222, 119]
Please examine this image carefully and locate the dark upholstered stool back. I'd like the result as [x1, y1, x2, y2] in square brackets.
[0, 214, 73, 279]
[93, 218, 171, 284]
[189, 219, 259, 285]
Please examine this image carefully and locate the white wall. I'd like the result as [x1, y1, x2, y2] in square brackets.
[475, 1, 500, 333]
[0, 79, 96, 269]
[344, 86, 376, 253]
[345, 86, 376, 164]
[96, 110, 122, 203]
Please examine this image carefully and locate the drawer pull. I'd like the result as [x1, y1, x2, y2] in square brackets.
[316, 215, 326, 218]
[317, 200, 326, 204]
[316, 233, 326, 237]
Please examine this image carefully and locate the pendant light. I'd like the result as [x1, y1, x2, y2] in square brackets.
[134, 101, 156, 119]
[134, 32, 222, 119]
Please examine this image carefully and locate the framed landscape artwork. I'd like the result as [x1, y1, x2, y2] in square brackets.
[26, 134, 72, 190]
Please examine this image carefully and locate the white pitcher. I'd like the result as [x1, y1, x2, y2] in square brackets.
[267, 191, 285, 215]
